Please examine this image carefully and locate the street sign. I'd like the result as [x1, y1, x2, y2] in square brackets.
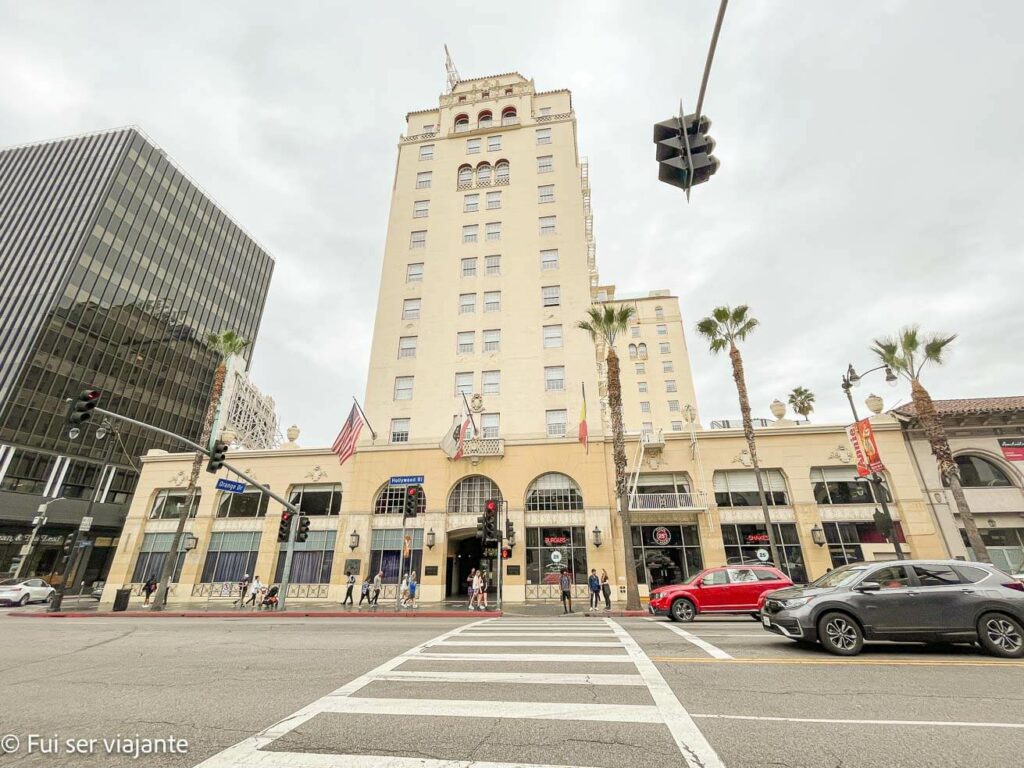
[755, 548, 769, 562]
[79, 516, 93, 532]
[389, 475, 424, 486]
[215, 478, 247, 494]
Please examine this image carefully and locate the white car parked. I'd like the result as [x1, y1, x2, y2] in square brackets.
[0, 578, 55, 606]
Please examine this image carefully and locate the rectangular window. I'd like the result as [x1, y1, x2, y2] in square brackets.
[368, 528, 423, 583]
[669, 400, 680, 412]
[539, 215, 556, 235]
[288, 484, 344, 517]
[635, 363, 645, 374]
[657, 324, 668, 335]
[200, 531, 262, 583]
[671, 421, 684, 432]
[464, 193, 479, 212]
[406, 262, 423, 282]
[413, 200, 429, 218]
[482, 370, 500, 395]
[459, 293, 476, 314]
[274, 530, 336, 584]
[640, 401, 651, 413]
[638, 381, 648, 393]
[543, 324, 563, 348]
[631, 326, 641, 338]
[416, 171, 432, 189]
[546, 409, 568, 437]
[394, 376, 414, 401]
[537, 155, 554, 173]
[455, 372, 473, 396]
[714, 470, 789, 508]
[423, 124, 434, 132]
[216, 490, 269, 518]
[542, 285, 560, 307]
[390, 418, 410, 444]
[419, 144, 434, 160]
[642, 421, 654, 434]
[720, 522, 805, 583]
[481, 413, 500, 439]
[544, 366, 566, 392]
[666, 380, 677, 393]
[488, 135, 502, 152]
[536, 127, 552, 145]
[538, 184, 555, 204]
[462, 224, 478, 243]
[461, 257, 477, 277]
[486, 221, 501, 241]
[398, 336, 417, 358]
[457, 331, 475, 354]
[484, 290, 501, 312]
[402, 298, 421, 320]
[410, 230, 426, 248]
[466, 138, 481, 154]
[483, 329, 501, 352]
[630, 524, 704, 588]
[812, 467, 892, 506]
[485, 254, 501, 275]
[540, 249, 559, 270]
[663, 360, 674, 373]
[539, 107, 551, 116]
[486, 191, 501, 209]
[659, 342, 671, 354]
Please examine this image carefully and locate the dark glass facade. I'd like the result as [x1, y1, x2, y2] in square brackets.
[0, 128, 274, 583]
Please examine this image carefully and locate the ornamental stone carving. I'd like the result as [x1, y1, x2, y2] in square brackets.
[305, 465, 327, 482]
[828, 445, 854, 464]
[470, 393, 484, 413]
[732, 449, 753, 467]
[171, 470, 187, 487]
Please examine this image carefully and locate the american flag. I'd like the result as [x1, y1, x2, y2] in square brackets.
[332, 405, 364, 466]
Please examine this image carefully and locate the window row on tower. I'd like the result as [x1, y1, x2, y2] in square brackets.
[394, 324, 565, 359]
[398, 286, 561, 320]
[403, 249, 558, 285]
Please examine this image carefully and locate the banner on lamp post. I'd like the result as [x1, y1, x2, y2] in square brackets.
[846, 418, 885, 476]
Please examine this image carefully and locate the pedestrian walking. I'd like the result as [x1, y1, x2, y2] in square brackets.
[559, 568, 573, 614]
[407, 572, 418, 609]
[466, 568, 477, 610]
[588, 569, 601, 610]
[358, 576, 371, 607]
[472, 569, 484, 610]
[371, 570, 382, 605]
[478, 570, 488, 611]
[601, 569, 612, 610]
[245, 576, 263, 609]
[341, 571, 355, 606]
[400, 573, 410, 607]
[142, 576, 157, 606]
[233, 574, 250, 607]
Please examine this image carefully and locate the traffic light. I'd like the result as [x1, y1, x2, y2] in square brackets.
[62, 534, 74, 555]
[67, 389, 101, 425]
[500, 546, 512, 560]
[505, 515, 515, 543]
[206, 440, 228, 474]
[403, 485, 424, 520]
[476, 514, 486, 541]
[873, 507, 894, 540]
[295, 515, 311, 543]
[483, 499, 498, 543]
[278, 511, 294, 542]
[653, 113, 719, 191]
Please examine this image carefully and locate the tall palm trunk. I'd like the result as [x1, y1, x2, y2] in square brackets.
[150, 360, 228, 611]
[729, 342, 781, 568]
[606, 348, 640, 610]
[909, 379, 990, 563]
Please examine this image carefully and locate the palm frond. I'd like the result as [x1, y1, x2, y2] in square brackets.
[922, 333, 957, 364]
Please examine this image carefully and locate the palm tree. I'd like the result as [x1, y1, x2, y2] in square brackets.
[871, 326, 989, 563]
[151, 330, 251, 611]
[788, 386, 816, 422]
[696, 305, 781, 568]
[578, 305, 641, 610]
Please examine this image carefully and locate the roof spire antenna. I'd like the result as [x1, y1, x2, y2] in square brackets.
[444, 44, 461, 93]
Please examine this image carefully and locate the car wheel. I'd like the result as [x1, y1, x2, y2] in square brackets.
[818, 611, 864, 656]
[670, 598, 696, 623]
[750, 612, 761, 621]
[18, 594, 30, 607]
[977, 613, 1024, 659]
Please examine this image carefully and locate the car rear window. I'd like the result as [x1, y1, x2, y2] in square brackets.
[753, 569, 780, 581]
[953, 565, 990, 583]
[912, 564, 961, 587]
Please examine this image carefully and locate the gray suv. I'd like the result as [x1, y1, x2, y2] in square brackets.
[760, 560, 1024, 657]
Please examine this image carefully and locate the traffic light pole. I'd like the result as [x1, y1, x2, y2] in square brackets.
[395, 516, 408, 611]
[277, 511, 300, 611]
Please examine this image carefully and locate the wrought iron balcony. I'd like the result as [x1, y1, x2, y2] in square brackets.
[628, 491, 709, 511]
[462, 437, 505, 458]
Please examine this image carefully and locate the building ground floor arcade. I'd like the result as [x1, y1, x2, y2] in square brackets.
[101, 416, 949, 607]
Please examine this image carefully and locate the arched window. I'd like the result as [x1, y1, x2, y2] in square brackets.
[477, 110, 493, 128]
[946, 455, 1013, 488]
[454, 114, 469, 132]
[476, 162, 492, 185]
[457, 164, 473, 185]
[526, 473, 584, 511]
[654, 306, 664, 320]
[501, 106, 518, 126]
[495, 160, 510, 183]
[638, 343, 648, 359]
[448, 475, 502, 515]
[628, 343, 638, 360]
[373, 483, 426, 515]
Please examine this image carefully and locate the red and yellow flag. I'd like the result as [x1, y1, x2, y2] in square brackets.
[578, 383, 589, 453]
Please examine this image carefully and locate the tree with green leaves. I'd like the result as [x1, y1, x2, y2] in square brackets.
[788, 386, 816, 422]
[696, 305, 781, 568]
[578, 304, 641, 610]
[151, 330, 251, 611]
[871, 326, 989, 563]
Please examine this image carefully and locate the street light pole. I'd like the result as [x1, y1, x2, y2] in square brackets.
[841, 365, 905, 560]
[14, 498, 65, 580]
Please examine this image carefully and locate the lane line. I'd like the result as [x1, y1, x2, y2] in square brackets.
[655, 621, 733, 660]
[432, 640, 624, 648]
[194, 752, 609, 768]
[319, 696, 663, 723]
[458, 630, 616, 636]
[373, 670, 646, 686]
[650, 656, 1024, 667]
[690, 713, 1024, 729]
[607, 619, 725, 768]
[406, 652, 635, 663]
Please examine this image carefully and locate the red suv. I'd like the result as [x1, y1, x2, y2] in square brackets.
[648, 565, 793, 622]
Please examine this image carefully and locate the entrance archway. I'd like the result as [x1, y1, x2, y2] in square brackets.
[446, 528, 495, 598]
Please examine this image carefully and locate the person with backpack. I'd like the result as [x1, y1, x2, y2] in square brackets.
[142, 576, 157, 606]
[559, 568, 573, 614]
[358, 576, 371, 607]
[407, 572, 418, 609]
[588, 569, 601, 610]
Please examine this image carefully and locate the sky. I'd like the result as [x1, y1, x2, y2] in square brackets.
[3, 1, 1022, 445]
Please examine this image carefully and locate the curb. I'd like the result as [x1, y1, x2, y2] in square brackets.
[7, 610, 503, 619]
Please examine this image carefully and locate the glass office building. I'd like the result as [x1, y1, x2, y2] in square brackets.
[0, 127, 274, 586]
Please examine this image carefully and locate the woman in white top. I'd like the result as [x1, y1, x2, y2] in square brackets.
[400, 573, 410, 607]
[471, 571, 484, 610]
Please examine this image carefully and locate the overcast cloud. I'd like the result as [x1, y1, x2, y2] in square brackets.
[3, 1, 1022, 444]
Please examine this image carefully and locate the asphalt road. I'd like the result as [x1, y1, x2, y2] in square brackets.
[0, 608, 1021, 768]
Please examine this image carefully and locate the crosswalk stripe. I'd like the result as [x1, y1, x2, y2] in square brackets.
[655, 622, 733, 660]
[200, 749, 609, 768]
[372, 670, 646, 686]
[432, 640, 624, 648]
[405, 652, 635, 663]
[320, 696, 664, 723]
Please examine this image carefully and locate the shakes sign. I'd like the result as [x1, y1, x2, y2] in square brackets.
[998, 438, 1024, 462]
[846, 418, 885, 476]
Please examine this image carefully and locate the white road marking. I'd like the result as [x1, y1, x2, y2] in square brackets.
[655, 621, 734, 660]
[198, 753, 603, 768]
[319, 696, 663, 723]
[690, 713, 1024, 729]
[458, 630, 616, 636]
[607, 619, 726, 768]
[373, 670, 645, 686]
[432, 640, 623, 648]
[407, 652, 634, 663]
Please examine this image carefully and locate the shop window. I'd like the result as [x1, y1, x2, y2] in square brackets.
[526, 526, 586, 587]
[274, 530, 335, 584]
[720, 522, 806, 583]
[369, 528, 423, 584]
[824, 521, 906, 568]
[447, 475, 502, 515]
[216, 489, 269, 518]
[131, 533, 187, 583]
[630, 525, 703, 589]
[201, 531, 261, 583]
[713, 470, 788, 507]
[288, 484, 342, 515]
[525, 472, 583, 511]
[947, 455, 1013, 488]
[811, 467, 891, 504]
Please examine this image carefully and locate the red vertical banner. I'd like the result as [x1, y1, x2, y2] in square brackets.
[846, 418, 885, 476]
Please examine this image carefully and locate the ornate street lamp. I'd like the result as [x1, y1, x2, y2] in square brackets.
[426, 528, 436, 550]
[348, 530, 360, 551]
[183, 533, 199, 552]
[810, 525, 826, 547]
[592, 526, 603, 548]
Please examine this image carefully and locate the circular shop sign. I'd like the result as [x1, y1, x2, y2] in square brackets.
[549, 550, 563, 564]
[755, 548, 770, 562]
[652, 526, 672, 546]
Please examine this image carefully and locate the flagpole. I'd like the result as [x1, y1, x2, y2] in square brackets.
[460, 392, 479, 435]
[581, 382, 589, 455]
[352, 396, 377, 441]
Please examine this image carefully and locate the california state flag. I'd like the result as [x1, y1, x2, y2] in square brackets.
[440, 395, 473, 459]
[578, 383, 589, 453]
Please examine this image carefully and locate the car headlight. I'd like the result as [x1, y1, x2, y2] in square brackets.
[778, 597, 812, 609]
[650, 592, 662, 600]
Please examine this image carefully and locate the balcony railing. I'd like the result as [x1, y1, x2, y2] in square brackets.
[462, 437, 505, 458]
[629, 491, 709, 511]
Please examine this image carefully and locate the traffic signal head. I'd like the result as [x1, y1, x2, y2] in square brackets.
[62, 534, 74, 554]
[295, 515, 311, 543]
[404, 485, 424, 519]
[482, 500, 498, 542]
[206, 440, 229, 474]
[277, 511, 294, 542]
[500, 546, 512, 560]
[653, 114, 719, 191]
[67, 389, 101, 425]
[873, 507, 894, 540]
[476, 515, 486, 541]
[504, 515, 514, 541]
